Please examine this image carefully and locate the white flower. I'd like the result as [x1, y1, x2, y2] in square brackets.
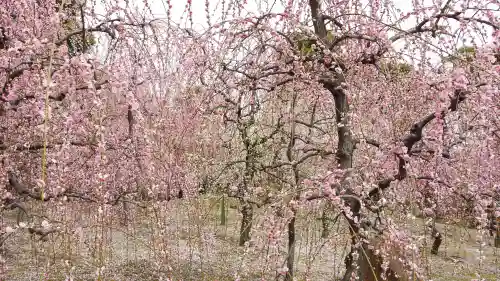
[41, 220, 50, 229]
[36, 179, 46, 188]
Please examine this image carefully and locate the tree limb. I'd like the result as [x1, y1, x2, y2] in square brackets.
[368, 87, 474, 199]
[27, 226, 58, 241]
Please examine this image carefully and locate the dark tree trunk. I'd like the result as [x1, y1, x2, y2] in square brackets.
[430, 226, 442, 255]
[285, 214, 296, 281]
[330, 80, 359, 281]
[309, 0, 359, 275]
[239, 202, 253, 246]
[487, 203, 499, 247]
[494, 217, 500, 248]
[284, 91, 300, 281]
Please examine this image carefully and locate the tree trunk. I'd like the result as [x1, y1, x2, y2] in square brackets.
[284, 91, 300, 281]
[310, 0, 359, 274]
[321, 209, 330, 238]
[495, 217, 500, 248]
[430, 226, 442, 255]
[121, 200, 129, 226]
[343, 238, 424, 281]
[307, 0, 366, 279]
[239, 202, 253, 246]
[331, 82, 359, 280]
[285, 214, 296, 281]
[220, 195, 226, 226]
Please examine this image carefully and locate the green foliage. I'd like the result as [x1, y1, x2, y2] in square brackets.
[326, 30, 335, 43]
[293, 32, 320, 56]
[59, 1, 96, 56]
[293, 30, 338, 56]
[457, 46, 476, 56]
[66, 30, 96, 57]
[297, 37, 317, 56]
[379, 60, 413, 77]
[443, 46, 476, 64]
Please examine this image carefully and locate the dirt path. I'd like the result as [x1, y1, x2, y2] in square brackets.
[2, 201, 499, 280]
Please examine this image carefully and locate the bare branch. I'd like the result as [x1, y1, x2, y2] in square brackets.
[321, 15, 344, 29]
[6, 171, 145, 208]
[0, 139, 115, 152]
[0, 232, 14, 247]
[55, 25, 115, 47]
[28, 227, 58, 241]
[353, 138, 381, 149]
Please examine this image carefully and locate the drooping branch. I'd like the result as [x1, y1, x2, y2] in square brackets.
[0, 224, 58, 246]
[259, 148, 334, 170]
[324, 9, 498, 64]
[416, 176, 497, 201]
[3, 198, 28, 224]
[411, 137, 464, 159]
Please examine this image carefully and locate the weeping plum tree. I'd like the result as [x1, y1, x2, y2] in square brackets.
[0, 0, 499, 280]
[0, 1, 205, 275]
[189, 0, 499, 279]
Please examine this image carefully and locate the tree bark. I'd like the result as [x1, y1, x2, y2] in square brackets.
[321, 209, 331, 238]
[330, 67, 360, 281]
[220, 195, 227, 226]
[308, 0, 361, 278]
[239, 202, 253, 246]
[494, 217, 500, 248]
[285, 214, 296, 281]
[430, 226, 442, 255]
[284, 91, 301, 281]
